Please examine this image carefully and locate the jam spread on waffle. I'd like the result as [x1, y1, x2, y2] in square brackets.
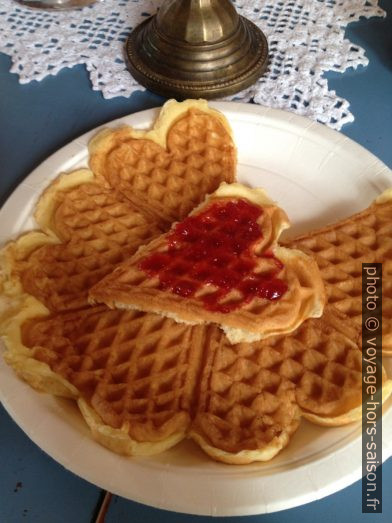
[139, 199, 288, 312]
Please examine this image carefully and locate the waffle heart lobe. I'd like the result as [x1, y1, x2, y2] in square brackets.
[189, 306, 367, 464]
[285, 193, 392, 355]
[89, 99, 236, 227]
[20, 305, 206, 453]
[10, 175, 162, 313]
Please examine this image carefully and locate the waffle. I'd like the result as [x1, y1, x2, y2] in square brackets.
[2, 203, 392, 463]
[190, 305, 392, 464]
[286, 189, 392, 355]
[89, 99, 236, 226]
[1, 100, 392, 464]
[7, 292, 389, 463]
[90, 183, 326, 344]
[15, 305, 205, 454]
[5, 170, 162, 312]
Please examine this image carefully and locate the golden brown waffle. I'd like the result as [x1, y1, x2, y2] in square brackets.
[19, 305, 206, 454]
[191, 326, 300, 464]
[89, 99, 236, 226]
[7, 172, 162, 312]
[286, 192, 392, 355]
[11, 299, 381, 463]
[20, 303, 299, 461]
[90, 183, 326, 344]
[49, 178, 160, 244]
[2, 237, 392, 463]
[190, 306, 391, 464]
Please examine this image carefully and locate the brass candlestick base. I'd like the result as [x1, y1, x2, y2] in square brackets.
[125, 0, 268, 99]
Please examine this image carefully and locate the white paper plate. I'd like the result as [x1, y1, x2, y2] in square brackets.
[0, 102, 391, 516]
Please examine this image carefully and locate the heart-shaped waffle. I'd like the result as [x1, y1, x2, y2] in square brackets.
[89, 99, 236, 226]
[285, 190, 392, 355]
[20, 305, 206, 455]
[12, 298, 389, 463]
[7, 171, 162, 312]
[2, 186, 391, 463]
[3, 175, 389, 463]
[90, 183, 326, 344]
[191, 306, 369, 464]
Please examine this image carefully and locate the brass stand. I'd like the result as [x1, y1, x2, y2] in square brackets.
[125, 0, 269, 99]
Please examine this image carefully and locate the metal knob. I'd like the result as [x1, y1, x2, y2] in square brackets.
[125, 0, 269, 99]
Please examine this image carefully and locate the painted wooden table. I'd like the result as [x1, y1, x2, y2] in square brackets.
[1, 2, 391, 521]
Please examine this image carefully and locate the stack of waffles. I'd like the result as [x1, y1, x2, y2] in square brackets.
[1, 99, 391, 464]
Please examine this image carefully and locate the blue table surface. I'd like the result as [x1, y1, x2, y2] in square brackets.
[1, 1, 392, 521]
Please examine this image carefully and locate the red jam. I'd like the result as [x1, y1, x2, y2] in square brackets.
[139, 199, 288, 312]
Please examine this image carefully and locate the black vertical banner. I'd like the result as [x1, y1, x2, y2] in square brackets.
[362, 263, 382, 513]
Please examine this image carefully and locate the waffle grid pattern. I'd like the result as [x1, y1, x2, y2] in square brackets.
[90, 109, 236, 225]
[18, 182, 162, 312]
[193, 308, 363, 455]
[287, 202, 392, 350]
[23, 306, 205, 441]
[53, 182, 160, 243]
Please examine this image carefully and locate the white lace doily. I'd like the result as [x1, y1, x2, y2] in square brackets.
[0, 0, 384, 129]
